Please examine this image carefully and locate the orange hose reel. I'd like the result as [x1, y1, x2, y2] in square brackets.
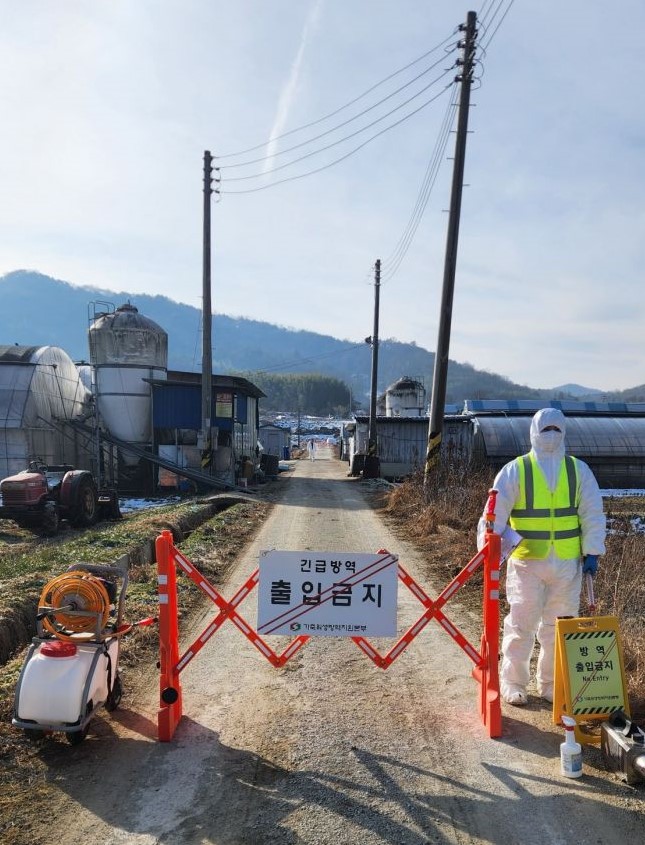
[38, 571, 111, 641]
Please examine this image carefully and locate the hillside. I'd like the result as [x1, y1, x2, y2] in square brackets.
[0, 270, 622, 405]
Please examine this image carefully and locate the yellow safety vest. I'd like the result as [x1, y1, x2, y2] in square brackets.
[509, 453, 582, 560]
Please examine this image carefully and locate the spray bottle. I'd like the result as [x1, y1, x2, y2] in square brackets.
[561, 715, 583, 778]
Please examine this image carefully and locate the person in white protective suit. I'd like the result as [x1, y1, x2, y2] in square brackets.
[477, 407, 606, 706]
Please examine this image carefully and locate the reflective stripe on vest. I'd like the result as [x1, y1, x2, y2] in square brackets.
[509, 453, 582, 560]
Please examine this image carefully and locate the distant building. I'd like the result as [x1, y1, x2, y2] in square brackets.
[345, 398, 645, 487]
[148, 371, 265, 489]
[259, 423, 291, 460]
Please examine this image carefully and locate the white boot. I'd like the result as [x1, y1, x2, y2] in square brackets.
[501, 683, 528, 706]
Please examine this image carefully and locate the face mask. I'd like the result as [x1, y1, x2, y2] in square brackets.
[537, 431, 561, 452]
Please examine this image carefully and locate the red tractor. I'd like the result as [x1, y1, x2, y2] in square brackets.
[0, 461, 120, 536]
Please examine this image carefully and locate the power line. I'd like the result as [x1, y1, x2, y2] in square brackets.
[214, 30, 459, 161]
[219, 80, 455, 195]
[251, 342, 368, 375]
[481, 0, 516, 50]
[381, 83, 459, 282]
[218, 47, 458, 172]
[221, 64, 457, 183]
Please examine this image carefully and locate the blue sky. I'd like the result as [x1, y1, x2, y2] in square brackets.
[1, 1, 644, 392]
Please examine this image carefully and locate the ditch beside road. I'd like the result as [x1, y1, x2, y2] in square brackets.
[8, 447, 645, 844]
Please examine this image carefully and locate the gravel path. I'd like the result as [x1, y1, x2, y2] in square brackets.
[30, 451, 645, 844]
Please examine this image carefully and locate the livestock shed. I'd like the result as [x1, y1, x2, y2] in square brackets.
[347, 399, 645, 487]
[0, 345, 93, 478]
[148, 371, 265, 488]
[346, 412, 466, 480]
[464, 399, 645, 488]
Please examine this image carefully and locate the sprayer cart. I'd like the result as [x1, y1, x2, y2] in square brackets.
[13, 560, 141, 744]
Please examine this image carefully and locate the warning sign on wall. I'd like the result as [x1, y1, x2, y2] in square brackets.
[553, 615, 630, 744]
[257, 550, 398, 637]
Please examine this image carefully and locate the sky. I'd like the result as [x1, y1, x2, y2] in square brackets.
[1, 1, 644, 393]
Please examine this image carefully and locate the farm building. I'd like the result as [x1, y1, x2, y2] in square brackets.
[0, 345, 93, 478]
[259, 423, 291, 459]
[0, 303, 267, 493]
[345, 399, 645, 488]
[149, 371, 266, 489]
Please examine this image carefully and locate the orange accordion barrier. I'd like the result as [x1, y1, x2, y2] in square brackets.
[155, 490, 502, 741]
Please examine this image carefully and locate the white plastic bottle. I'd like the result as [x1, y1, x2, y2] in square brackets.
[560, 715, 583, 778]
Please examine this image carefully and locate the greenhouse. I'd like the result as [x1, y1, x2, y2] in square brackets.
[468, 401, 645, 488]
[0, 345, 93, 478]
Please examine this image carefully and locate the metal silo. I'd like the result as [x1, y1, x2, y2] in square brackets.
[385, 377, 426, 417]
[88, 303, 167, 464]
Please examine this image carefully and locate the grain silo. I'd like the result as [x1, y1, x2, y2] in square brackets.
[385, 377, 426, 417]
[88, 303, 168, 481]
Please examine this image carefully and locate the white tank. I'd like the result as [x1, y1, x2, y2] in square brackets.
[89, 303, 167, 464]
[16, 639, 119, 725]
[385, 377, 426, 417]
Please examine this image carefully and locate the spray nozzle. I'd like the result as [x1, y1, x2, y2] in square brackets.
[562, 715, 577, 730]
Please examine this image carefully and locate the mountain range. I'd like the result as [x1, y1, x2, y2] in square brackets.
[1, 270, 643, 405]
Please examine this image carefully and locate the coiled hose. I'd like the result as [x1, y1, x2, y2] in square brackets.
[38, 571, 111, 641]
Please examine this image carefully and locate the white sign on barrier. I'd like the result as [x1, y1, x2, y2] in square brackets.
[257, 550, 398, 637]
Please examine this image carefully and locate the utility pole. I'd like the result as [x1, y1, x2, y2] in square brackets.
[201, 150, 214, 472]
[364, 259, 381, 479]
[424, 11, 477, 489]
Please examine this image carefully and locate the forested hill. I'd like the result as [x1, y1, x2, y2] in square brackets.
[2, 270, 636, 404]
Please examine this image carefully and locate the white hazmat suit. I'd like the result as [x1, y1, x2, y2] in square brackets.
[477, 408, 606, 706]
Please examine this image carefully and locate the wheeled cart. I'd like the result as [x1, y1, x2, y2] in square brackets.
[12, 560, 152, 744]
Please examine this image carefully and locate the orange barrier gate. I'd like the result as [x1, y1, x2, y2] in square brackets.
[156, 490, 502, 741]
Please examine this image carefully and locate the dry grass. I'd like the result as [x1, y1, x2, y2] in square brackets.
[595, 509, 645, 714]
[379, 464, 645, 719]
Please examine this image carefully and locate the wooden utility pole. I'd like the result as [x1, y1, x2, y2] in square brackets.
[364, 259, 381, 478]
[424, 11, 477, 487]
[201, 150, 214, 470]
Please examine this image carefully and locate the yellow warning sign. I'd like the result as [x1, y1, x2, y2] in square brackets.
[553, 615, 629, 745]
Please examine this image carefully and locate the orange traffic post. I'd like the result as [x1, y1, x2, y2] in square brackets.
[475, 489, 502, 738]
[156, 530, 183, 741]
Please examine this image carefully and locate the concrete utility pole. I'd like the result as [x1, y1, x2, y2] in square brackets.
[424, 10, 477, 488]
[364, 259, 381, 479]
[201, 150, 214, 470]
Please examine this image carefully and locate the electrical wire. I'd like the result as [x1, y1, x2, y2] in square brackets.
[480, 0, 516, 50]
[251, 342, 368, 375]
[218, 47, 458, 172]
[381, 83, 458, 282]
[219, 80, 455, 195]
[477, 0, 495, 22]
[221, 64, 457, 183]
[215, 30, 459, 161]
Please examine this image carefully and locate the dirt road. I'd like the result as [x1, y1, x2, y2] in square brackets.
[18, 450, 645, 844]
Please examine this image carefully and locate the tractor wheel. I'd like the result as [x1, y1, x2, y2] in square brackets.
[71, 476, 97, 528]
[110, 498, 122, 520]
[105, 674, 123, 712]
[39, 502, 60, 537]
